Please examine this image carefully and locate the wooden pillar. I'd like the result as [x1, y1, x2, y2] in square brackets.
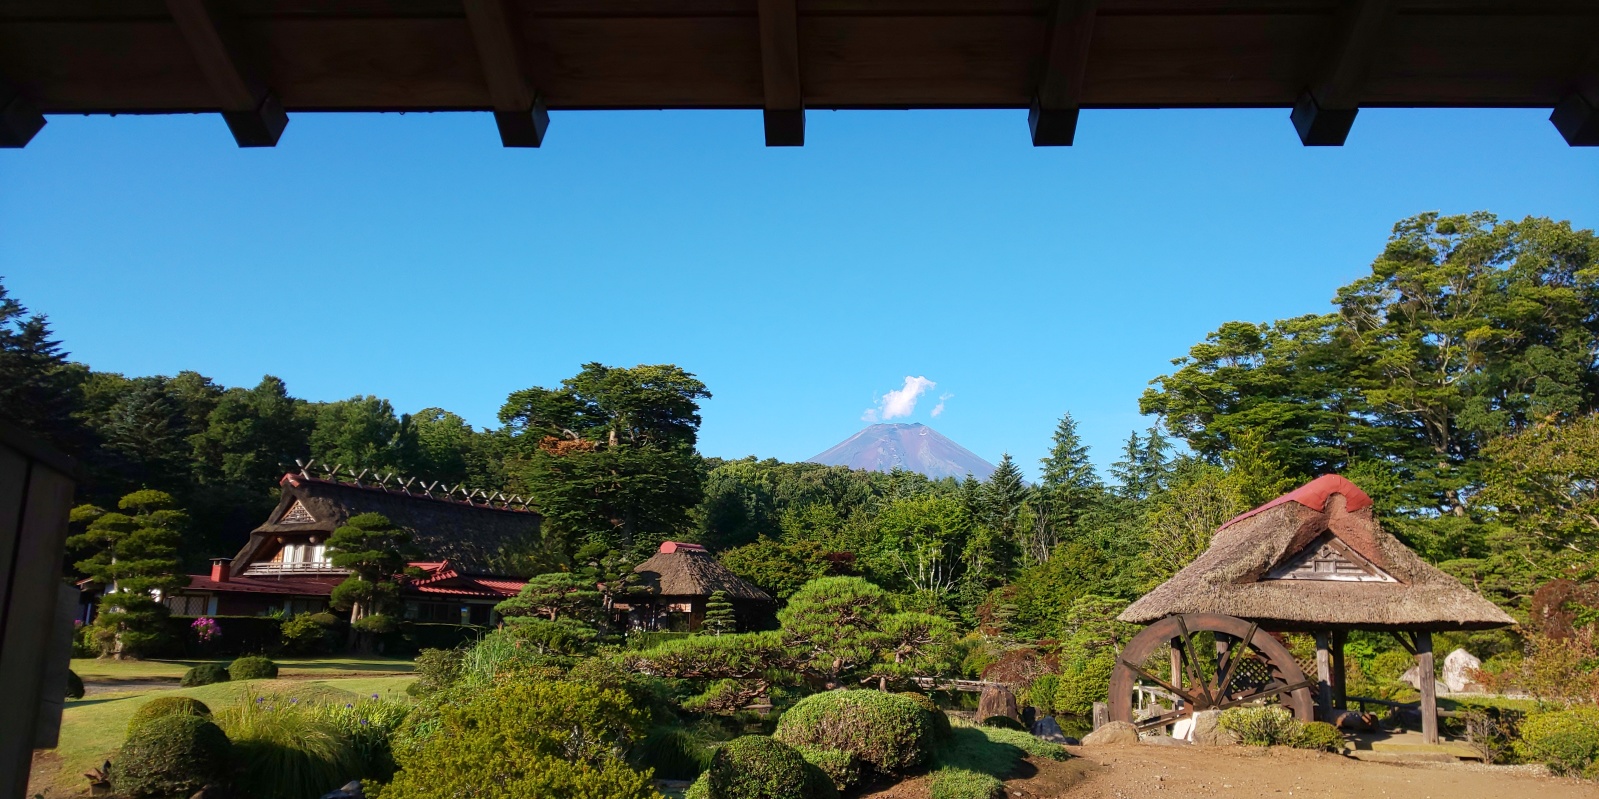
[1331, 630, 1348, 710]
[1170, 638, 1184, 696]
[1314, 631, 1333, 721]
[1416, 631, 1438, 744]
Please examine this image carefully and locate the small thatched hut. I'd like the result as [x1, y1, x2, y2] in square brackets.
[1120, 474, 1513, 743]
[620, 541, 772, 632]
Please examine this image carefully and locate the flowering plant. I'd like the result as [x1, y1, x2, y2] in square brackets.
[191, 616, 221, 643]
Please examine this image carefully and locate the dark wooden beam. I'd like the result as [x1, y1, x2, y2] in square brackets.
[757, 0, 803, 146]
[0, 80, 45, 148]
[166, 0, 286, 147]
[463, 0, 547, 147]
[1291, 0, 1394, 146]
[1416, 631, 1438, 744]
[1552, 44, 1599, 147]
[1029, 0, 1097, 147]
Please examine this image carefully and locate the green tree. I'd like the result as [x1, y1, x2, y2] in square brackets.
[500, 363, 710, 558]
[0, 280, 82, 449]
[67, 490, 188, 658]
[1109, 424, 1173, 501]
[873, 494, 973, 597]
[309, 395, 415, 476]
[701, 590, 736, 636]
[325, 513, 418, 629]
[719, 536, 832, 601]
[191, 376, 311, 491]
[1137, 461, 1246, 589]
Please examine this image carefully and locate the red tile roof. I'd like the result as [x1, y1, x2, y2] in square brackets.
[183, 573, 345, 596]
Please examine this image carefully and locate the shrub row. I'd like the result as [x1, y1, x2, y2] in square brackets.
[1217, 706, 1343, 752]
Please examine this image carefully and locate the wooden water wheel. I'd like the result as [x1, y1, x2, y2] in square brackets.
[1108, 613, 1314, 732]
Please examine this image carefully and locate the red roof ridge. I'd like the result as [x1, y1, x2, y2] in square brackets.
[658, 541, 708, 554]
[1219, 474, 1373, 531]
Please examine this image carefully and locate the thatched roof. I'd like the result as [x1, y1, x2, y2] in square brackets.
[631, 542, 772, 603]
[1120, 475, 1514, 632]
[229, 473, 542, 576]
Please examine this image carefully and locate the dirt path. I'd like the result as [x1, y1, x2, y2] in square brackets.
[1062, 742, 1598, 799]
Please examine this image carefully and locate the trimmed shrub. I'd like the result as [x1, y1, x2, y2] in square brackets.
[929, 769, 1004, 799]
[794, 745, 861, 792]
[230, 656, 279, 680]
[1218, 706, 1302, 747]
[897, 691, 953, 740]
[709, 736, 812, 799]
[980, 715, 1026, 731]
[774, 690, 933, 775]
[182, 663, 231, 687]
[111, 714, 233, 799]
[128, 697, 212, 735]
[1516, 706, 1599, 777]
[66, 669, 85, 699]
[1292, 721, 1344, 752]
[281, 612, 332, 655]
[685, 773, 711, 799]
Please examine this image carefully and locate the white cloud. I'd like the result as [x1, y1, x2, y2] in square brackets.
[865, 376, 937, 421]
[930, 393, 953, 418]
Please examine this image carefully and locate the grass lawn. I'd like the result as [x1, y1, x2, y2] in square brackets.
[37, 674, 415, 798]
[70, 655, 415, 682]
[927, 720, 1071, 799]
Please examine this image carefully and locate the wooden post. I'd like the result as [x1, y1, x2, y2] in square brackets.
[1092, 701, 1109, 730]
[1170, 638, 1184, 696]
[1331, 630, 1347, 710]
[1416, 631, 1438, 744]
[1314, 631, 1333, 721]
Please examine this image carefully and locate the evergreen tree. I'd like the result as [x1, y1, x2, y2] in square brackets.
[67, 490, 188, 658]
[701, 590, 736, 636]
[1038, 412, 1103, 552]
[326, 513, 418, 629]
[1110, 424, 1173, 501]
[0, 280, 82, 448]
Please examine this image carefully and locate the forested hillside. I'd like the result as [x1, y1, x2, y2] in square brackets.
[5, 211, 1597, 641]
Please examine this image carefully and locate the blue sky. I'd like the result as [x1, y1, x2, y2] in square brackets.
[3, 107, 1596, 480]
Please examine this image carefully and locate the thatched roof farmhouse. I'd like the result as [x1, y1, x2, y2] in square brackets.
[621, 541, 772, 632]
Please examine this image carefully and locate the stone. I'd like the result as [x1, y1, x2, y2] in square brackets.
[1031, 716, 1068, 743]
[319, 782, 363, 799]
[977, 684, 1020, 723]
[1400, 663, 1448, 696]
[1081, 720, 1139, 746]
[1442, 648, 1486, 693]
[1189, 710, 1236, 746]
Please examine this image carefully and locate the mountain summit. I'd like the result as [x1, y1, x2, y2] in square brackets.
[808, 423, 996, 481]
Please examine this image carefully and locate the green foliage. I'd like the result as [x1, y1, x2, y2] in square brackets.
[793, 745, 860, 792]
[112, 714, 233, 799]
[702, 590, 737, 636]
[410, 647, 465, 696]
[0, 281, 81, 449]
[327, 513, 416, 622]
[719, 537, 833, 601]
[1218, 706, 1303, 747]
[632, 726, 715, 781]
[281, 612, 334, 655]
[182, 663, 231, 687]
[66, 669, 85, 699]
[897, 691, 952, 740]
[928, 769, 1004, 799]
[773, 690, 933, 776]
[1516, 706, 1599, 777]
[216, 694, 364, 799]
[230, 656, 279, 680]
[381, 678, 655, 799]
[69, 490, 189, 657]
[128, 696, 212, 735]
[1292, 721, 1345, 752]
[685, 774, 710, 799]
[708, 736, 813, 799]
[776, 577, 954, 688]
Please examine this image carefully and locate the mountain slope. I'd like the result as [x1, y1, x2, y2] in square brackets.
[807, 423, 996, 481]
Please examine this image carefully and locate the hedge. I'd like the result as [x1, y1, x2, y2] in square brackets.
[128, 697, 212, 735]
[1517, 706, 1599, 778]
[111, 714, 232, 799]
[229, 656, 279, 680]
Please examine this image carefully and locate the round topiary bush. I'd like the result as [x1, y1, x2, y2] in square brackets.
[774, 690, 933, 776]
[896, 691, 952, 740]
[111, 714, 233, 799]
[1292, 721, 1344, 752]
[709, 736, 812, 799]
[181, 663, 231, 687]
[794, 745, 860, 792]
[229, 656, 279, 680]
[127, 697, 212, 735]
[66, 669, 85, 699]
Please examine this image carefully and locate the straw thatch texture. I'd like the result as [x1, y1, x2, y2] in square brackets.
[1120, 476, 1513, 631]
[230, 474, 542, 575]
[632, 543, 772, 602]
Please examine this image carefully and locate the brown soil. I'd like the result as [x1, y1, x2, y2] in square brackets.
[860, 744, 1599, 799]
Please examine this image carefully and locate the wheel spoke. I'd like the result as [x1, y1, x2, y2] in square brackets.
[1119, 658, 1196, 704]
[1175, 615, 1216, 707]
[1216, 678, 1315, 710]
[1135, 707, 1193, 732]
[1214, 621, 1257, 699]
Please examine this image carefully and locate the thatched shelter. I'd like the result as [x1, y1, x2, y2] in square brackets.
[1120, 474, 1513, 743]
[620, 541, 772, 632]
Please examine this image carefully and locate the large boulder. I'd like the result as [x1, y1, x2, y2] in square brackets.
[1031, 716, 1067, 743]
[1400, 663, 1448, 696]
[976, 685, 1019, 723]
[1442, 649, 1486, 693]
[1189, 710, 1236, 746]
[1081, 721, 1139, 746]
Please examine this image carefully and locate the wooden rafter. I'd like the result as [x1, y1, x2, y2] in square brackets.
[757, 0, 803, 146]
[0, 79, 45, 148]
[1291, 0, 1396, 146]
[463, 0, 547, 147]
[1552, 41, 1599, 146]
[1029, 0, 1097, 146]
[166, 0, 286, 147]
